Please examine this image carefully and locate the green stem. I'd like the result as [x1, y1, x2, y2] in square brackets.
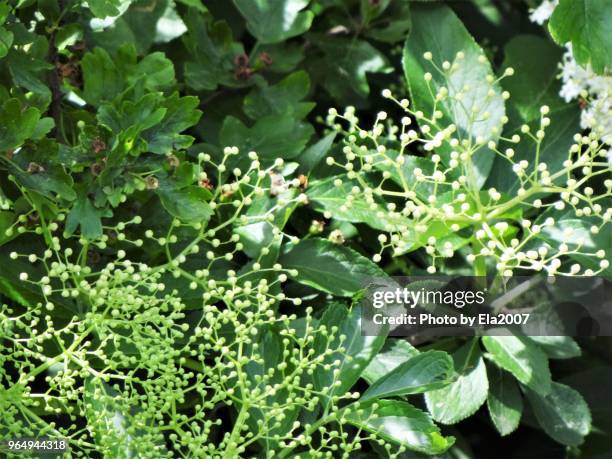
[23, 323, 95, 381]
[473, 243, 487, 278]
[277, 410, 340, 458]
[225, 402, 250, 457]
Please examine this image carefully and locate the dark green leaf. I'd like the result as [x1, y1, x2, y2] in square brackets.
[562, 366, 612, 436]
[0, 211, 15, 246]
[487, 364, 523, 436]
[425, 339, 489, 424]
[81, 47, 125, 106]
[65, 195, 105, 239]
[97, 91, 200, 156]
[88, 0, 168, 54]
[176, 0, 207, 12]
[13, 164, 75, 202]
[0, 3, 8, 22]
[365, 2, 411, 43]
[243, 70, 314, 119]
[307, 176, 405, 231]
[486, 104, 580, 193]
[482, 334, 551, 396]
[529, 336, 581, 360]
[183, 13, 244, 91]
[373, 151, 455, 201]
[345, 400, 455, 455]
[7, 142, 76, 201]
[0, 26, 13, 58]
[548, 0, 611, 74]
[55, 23, 83, 50]
[142, 93, 202, 154]
[243, 326, 299, 450]
[403, 4, 506, 188]
[361, 350, 454, 402]
[157, 186, 213, 224]
[83, 378, 131, 456]
[258, 42, 304, 73]
[360, 0, 392, 24]
[233, 0, 314, 44]
[525, 382, 591, 446]
[0, 98, 42, 151]
[87, 0, 126, 19]
[485, 32, 581, 192]
[0, 237, 77, 315]
[297, 132, 336, 175]
[310, 34, 390, 98]
[314, 303, 387, 404]
[279, 238, 386, 296]
[362, 339, 419, 384]
[81, 45, 174, 106]
[97, 93, 167, 145]
[5, 39, 52, 102]
[234, 184, 298, 258]
[501, 35, 565, 123]
[31, 117, 55, 140]
[0, 244, 47, 308]
[219, 115, 313, 163]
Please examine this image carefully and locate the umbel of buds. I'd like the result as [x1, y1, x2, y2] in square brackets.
[1, 146, 409, 458]
[324, 50, 610, 277]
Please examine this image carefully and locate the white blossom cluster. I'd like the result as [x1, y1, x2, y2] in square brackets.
[528, 0, 557, 25]
[530, 0, 612, 148]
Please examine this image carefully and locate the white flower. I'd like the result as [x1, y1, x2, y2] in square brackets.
[530, 3, 612, 147]
[529, 0, 557, 24]
[580, 96, 612, 146]
[269, 173, 288, 196]
[556, 45, 612, 147]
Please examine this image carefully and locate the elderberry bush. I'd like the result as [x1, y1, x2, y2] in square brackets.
[0, 1, 610, 458]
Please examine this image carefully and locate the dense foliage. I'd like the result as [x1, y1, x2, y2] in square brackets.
[0, 0, 610, 458]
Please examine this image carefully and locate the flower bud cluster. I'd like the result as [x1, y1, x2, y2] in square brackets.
[0, 147, 406, 457]
[324, 52, 610, 276]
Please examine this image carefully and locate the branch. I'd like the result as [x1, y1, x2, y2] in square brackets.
[47, 0, 66, 143]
